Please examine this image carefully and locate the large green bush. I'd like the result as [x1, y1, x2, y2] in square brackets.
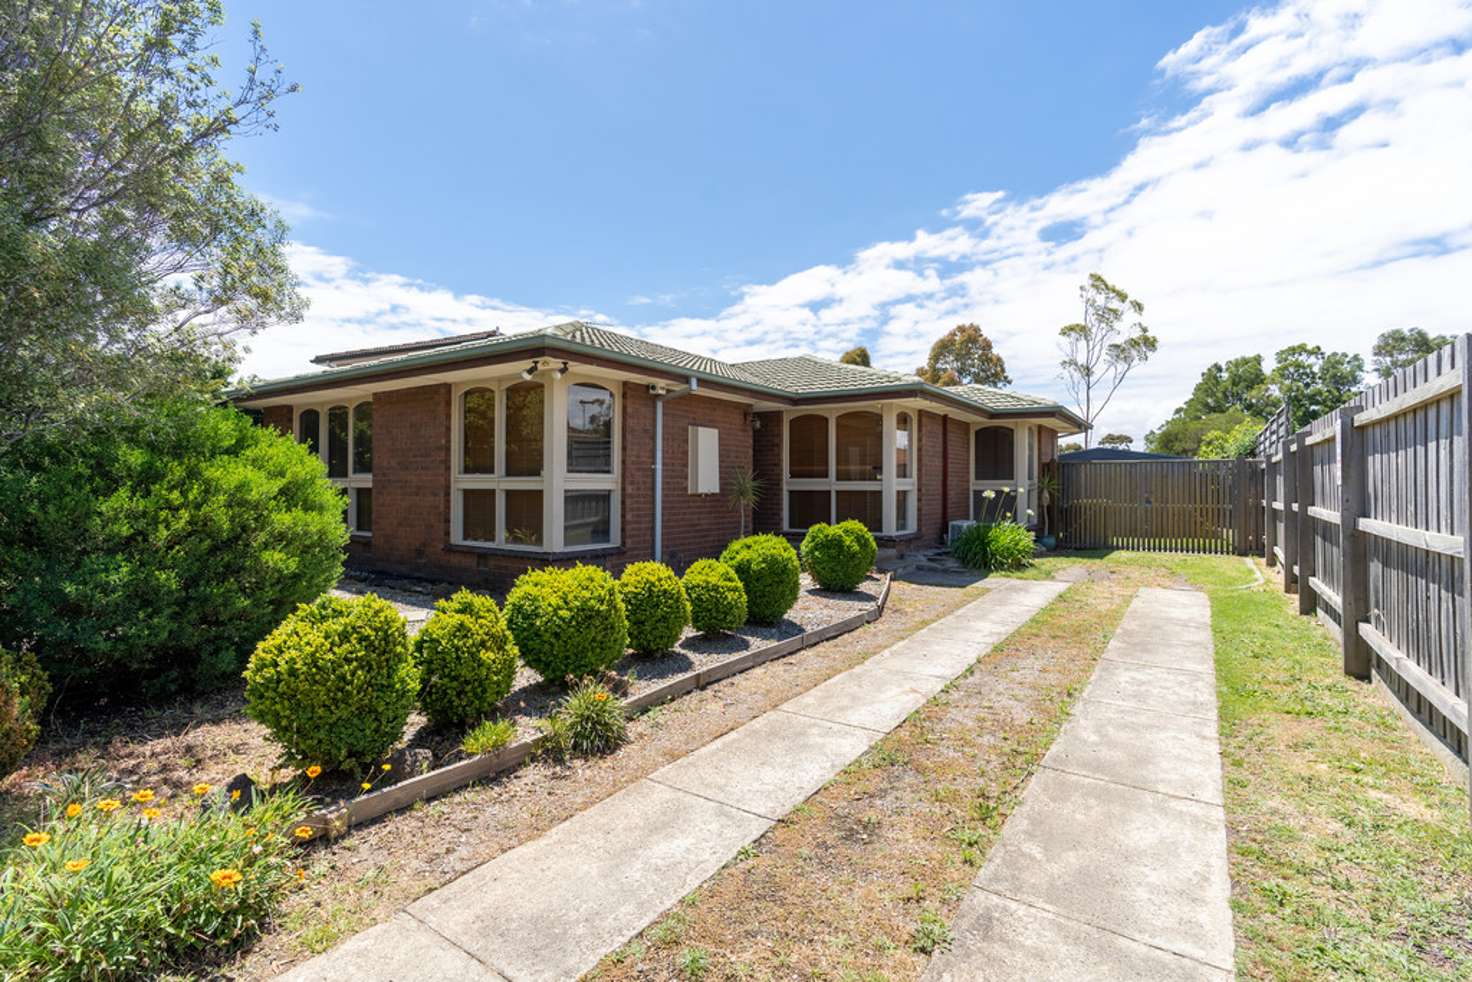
[719, 534, 800, 625]
[0, 404, 346, 700]
[837, 520, 878, 572]
[618, 562, 690, 655]
[801, 522, 870, 591]
[244, 594, 417, 770]
[0, 648, 50, 779]
[414, 590, 519, 728]
[504, 565, 629, 682]
[951, 521, 1035, 571]
[682, 559, 747, 635]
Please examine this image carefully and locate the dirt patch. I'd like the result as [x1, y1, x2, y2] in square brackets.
[590, 566, 1176, 981]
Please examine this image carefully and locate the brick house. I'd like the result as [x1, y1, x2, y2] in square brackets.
[234, 322, 1085, 586]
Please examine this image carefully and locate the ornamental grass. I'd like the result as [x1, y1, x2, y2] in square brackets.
[0, 772, 307, 980]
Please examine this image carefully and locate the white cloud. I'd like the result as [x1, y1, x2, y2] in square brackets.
[243, 0, 1472, 442]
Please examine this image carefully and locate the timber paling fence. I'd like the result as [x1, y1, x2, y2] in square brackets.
[1259, 334, 1470, 779]
[1058, 458, 1264, 555]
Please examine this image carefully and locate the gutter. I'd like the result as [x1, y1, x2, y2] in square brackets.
[652, 378, 698, 563]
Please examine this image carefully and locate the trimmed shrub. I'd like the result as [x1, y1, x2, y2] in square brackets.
[682, 559, 747, 635]
[837, 520, 878, 573]
[504, 565, 629, 683]
[951, 521, 1035, 571]
[244, 594, 417, 770]
[0, 771, 306, 979]
[0, 404, 345, 700]
[801, 522, 869, 591]
[538, 679, 626, 759]
[0, 648, 50, 779]
[618, 562, 690, 655]
[719, 534, 800, 625]
[414, 590, 519, 728]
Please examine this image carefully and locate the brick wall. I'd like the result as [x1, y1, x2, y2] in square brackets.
[946, 415, 969, 531]
[752, 410, 783, 533]
[917, 411, 973, 546]
[657, 394, 751, 571]
[261, 405, 293, 436]
[621, 382, 656, 563]
[369, 384, 460, 577]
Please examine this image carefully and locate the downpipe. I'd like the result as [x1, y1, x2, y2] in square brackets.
[652, 377, 698, 563]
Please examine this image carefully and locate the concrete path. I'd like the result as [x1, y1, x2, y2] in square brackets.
[923, 586, 1234, 981]
[280, 578, 1068, 982]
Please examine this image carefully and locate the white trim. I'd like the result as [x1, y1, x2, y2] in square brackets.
[969, 421, 1030, 524]
[294, 398, 374, 535]
[780, 406, 913, 534]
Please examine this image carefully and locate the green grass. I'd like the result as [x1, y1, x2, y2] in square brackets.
[1010, 551, 1472, 980]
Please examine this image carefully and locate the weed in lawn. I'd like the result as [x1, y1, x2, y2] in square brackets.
[461, 717, 515, 755]
[679, 946, 710, 979]
[909, 910, 952, 955]
[648, 910, 688, 947]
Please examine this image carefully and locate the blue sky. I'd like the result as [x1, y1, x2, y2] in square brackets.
[231, 1, 1472, 441]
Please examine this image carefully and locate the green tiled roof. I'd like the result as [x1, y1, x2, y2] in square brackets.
[735, 355, 919, 392]
[947, 383, 1062, 412]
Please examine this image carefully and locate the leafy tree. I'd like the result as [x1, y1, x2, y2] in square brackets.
[1176, 355, 1279, 421]
[1099, 433, 1134, 449]
[839, 346, 871, 367]
[0, 0, 304, 451]
[916, 324, 1010, 386]
[1371, 328, 1453, 380]
[1058, 274, 1158, 446]
[1270, 344, 1364, 428]
[1197, 419, 1263, 459]
[1146, 409, 1258, 457]
[1058, 441, 1084, 454]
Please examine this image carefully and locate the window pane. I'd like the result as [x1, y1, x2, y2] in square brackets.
[462, 387, 496, 474]
[896, 490, 911, 532]
[354, 488, 373, 533]
[504, 490, 543, 546]
[788, 415, 829, 479]
[787, 489, 830, 530]
[564, 491, 611, 546]
[505, 381, 544, 477]
[353, 402, 373, 474]
[973, 426, 1015, 481]
[973, 489, 1019, 523]
[567, 384, 613, 474]
[462, 489, 496, 543]
[298, 408, 320, 458]
[327, 406, 349, 478]
[895, 412, 911, 479]
[1027, 426, 1037, 480]
[835, 411, 882, 481]
[835, 489, 882, 531]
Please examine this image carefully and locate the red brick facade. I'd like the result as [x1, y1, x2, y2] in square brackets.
[262, 405, 293, 436]
[752, 410, 784, 534]
[655, 394, 751, 570]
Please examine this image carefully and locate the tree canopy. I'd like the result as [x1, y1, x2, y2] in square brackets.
[1057, 274, 1158, 445]
[0, 0, 304, 450]
[916, 324, 1010, 387]
[1271, 343, 1364, 428]
[1099, 433, 1133, 448]
[839, 345, 871, 367]
[1371, 328, 1453, 380]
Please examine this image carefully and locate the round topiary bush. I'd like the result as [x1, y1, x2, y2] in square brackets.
[682, 559, 747, 635]
[413, 589, 520, 728]
[800, 522, 869, 592]
[244, 594, 417, 770]
[0, 648, 50, 779]
[504, 565, 629, 683]
[837, 519, 878, 574]
[718, 534, 800, 625]
[618, 562, 690, 655]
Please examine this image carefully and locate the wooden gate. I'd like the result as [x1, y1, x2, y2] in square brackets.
[1058, 459, 1263, 555]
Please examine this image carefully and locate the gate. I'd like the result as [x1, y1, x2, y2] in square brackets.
[1058, 459, 1263, 555]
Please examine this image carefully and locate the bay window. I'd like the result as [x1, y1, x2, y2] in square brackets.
[297, 400, 373, 534]
[971, 423, 1025, 524]
[784, 407, 914, 534]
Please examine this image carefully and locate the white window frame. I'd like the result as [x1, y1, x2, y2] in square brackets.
[449, 370, 620, 553]
[781, 405, 914, 535]
[969, 421, 1030, 524]
[296, 400, 373, 535]
[893, 410, 917, 533]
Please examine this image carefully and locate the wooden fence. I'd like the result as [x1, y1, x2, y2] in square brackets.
[1058, 458, 1263, 555]
[1264, 334, 1470, 778]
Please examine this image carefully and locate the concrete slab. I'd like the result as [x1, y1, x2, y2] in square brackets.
[1083, 657, 1220, 720]
[409, 780, 771, 982]
[923, 889, 1231, 982]
[648, 709, 876, 820]
[1100, 635, 1214, 673]
[867, 634, 984, 680]
[278, 913, 505, 982]
[1043, 698, 1224, 804]
[778, 661, 944, 733]
[1108, 616, 1212, 648]
[979, 767, 1233, 970]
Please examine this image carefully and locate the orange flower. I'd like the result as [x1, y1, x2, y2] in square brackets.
[296, 868, 306, 881]
[64, 803, 82, 819]
[209, 868, 243, 889]
[141, 807, 162, 821]
[97, 799, 122, 813]
[130, 789, 155, 804]
[592, 691, 609, 702]
[192, 783, 211, 796]
[304, 765, 322, 780]
[65, 858, 90, 873]
[293, 825, 314, 840]
[230, 789, 241, 802]
[22, 832, 50, 848]
[245, 826, 257, 837]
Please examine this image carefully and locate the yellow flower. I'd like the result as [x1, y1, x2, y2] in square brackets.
[22, 832, 50, 848]
[293, 825, 314, 840]
[65, 858, 90, 873]
[592, 691, 609, 702]
[141, 807, 162, 821]
[230, 789, 242, 801]
[65, 803, 82, 818]
[296, 868, 306, 881]
[380, 763, 392, 772]
[360, 782, 372, 791]
[97, 799, 122, 813]
[209, 868, 243, 889]
[245, 826, 257, 837]
[192, 783, 211, 796]
[304, 765, 322, 779]
[130, 789, 155, 804]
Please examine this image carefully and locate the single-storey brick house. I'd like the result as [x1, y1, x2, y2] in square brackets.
[234, 322, 1085, 585]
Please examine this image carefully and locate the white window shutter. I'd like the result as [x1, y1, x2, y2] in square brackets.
[689, 426, 720, 494]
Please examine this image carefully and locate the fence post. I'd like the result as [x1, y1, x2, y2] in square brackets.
[1264, 452, 1277, 566]
[1281, 437, 1299, 595]
[1338, 406, 1370, 679]
[1295, 431, 1316, 615]
[1460, 351, 1472, 815]
[1232, 458, 1248, 554]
